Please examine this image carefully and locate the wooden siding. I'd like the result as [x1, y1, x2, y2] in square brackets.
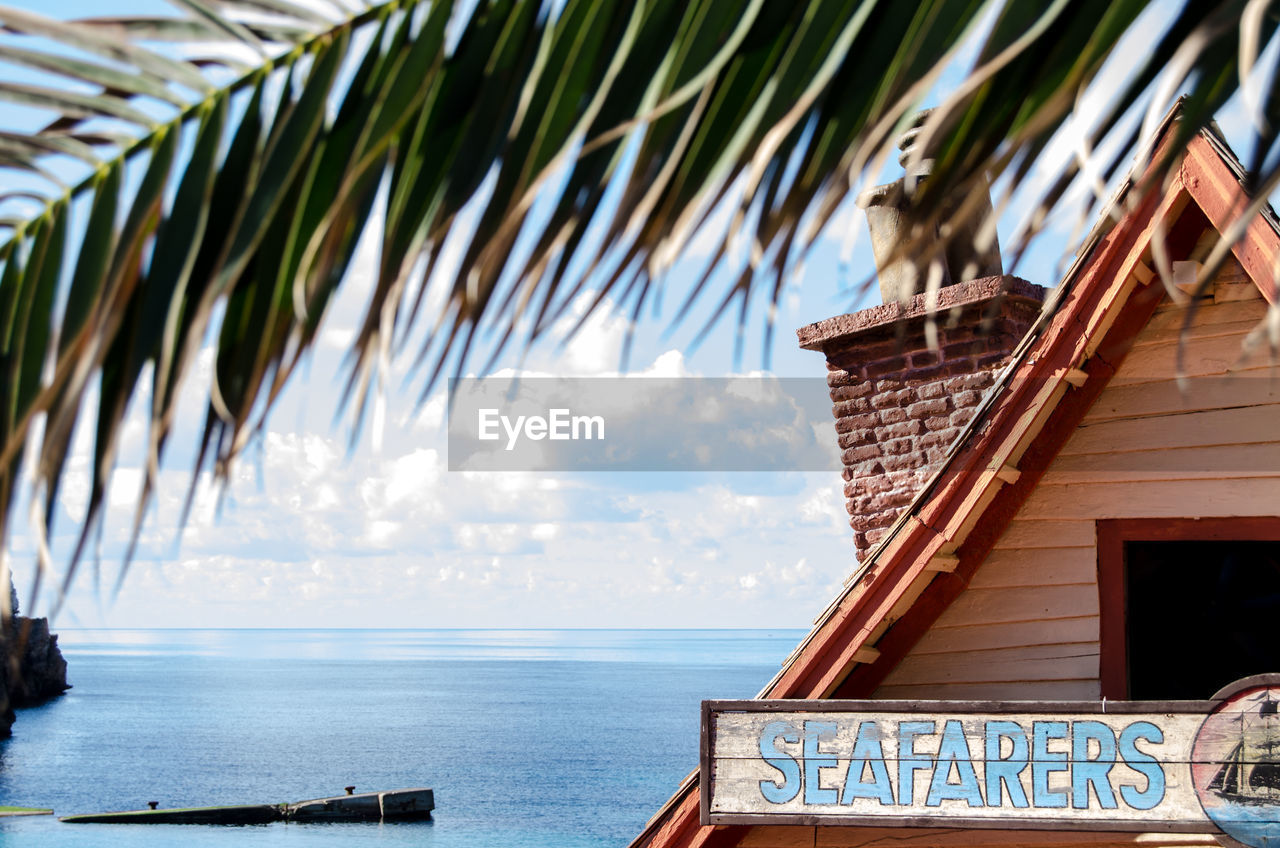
[873, 276, 1277, 701]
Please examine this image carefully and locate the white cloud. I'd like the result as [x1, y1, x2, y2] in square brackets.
[35, 449, 855, 626]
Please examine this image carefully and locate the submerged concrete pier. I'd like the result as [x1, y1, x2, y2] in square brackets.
[60, 787, 434, 825]
[61, 804, 281, 825]
[289, 788, 435, 821]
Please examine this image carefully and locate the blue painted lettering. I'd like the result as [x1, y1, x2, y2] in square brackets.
[984, 720, 1030, 808]
[897, 720, 935, 806]
[840, 720, 895, 805]
[927, 719, 984, 807]
[803, 721, 840, 805]
[1071, 721, 1118, 809]
[1118, 721, 1165, 810]
[758, 720, 801, 804]
[1032, 721, 1069, 808]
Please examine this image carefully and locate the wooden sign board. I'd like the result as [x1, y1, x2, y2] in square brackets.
[702, 676, 1280, 845]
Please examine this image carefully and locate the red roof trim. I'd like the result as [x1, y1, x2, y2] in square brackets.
[1182, 135, 1279, 303]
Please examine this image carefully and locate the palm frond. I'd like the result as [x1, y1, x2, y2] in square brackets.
[0, 0, 1276, 608]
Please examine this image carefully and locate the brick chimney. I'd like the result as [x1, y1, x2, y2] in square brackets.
[799, 113, 1044, 561]
[798, 278, 1045, 560]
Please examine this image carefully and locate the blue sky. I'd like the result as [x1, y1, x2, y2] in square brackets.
[2, 0, 1268, 628]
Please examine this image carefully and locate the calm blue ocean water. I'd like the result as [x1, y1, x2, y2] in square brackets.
[0, 629, 801, 847]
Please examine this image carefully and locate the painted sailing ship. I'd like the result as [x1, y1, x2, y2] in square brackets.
[1208, 697, 1280, 805]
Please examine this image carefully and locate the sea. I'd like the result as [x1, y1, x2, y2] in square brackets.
[0, 628, 802, 847]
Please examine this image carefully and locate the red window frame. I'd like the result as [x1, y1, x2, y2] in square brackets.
[1096, 517, 1280, 699]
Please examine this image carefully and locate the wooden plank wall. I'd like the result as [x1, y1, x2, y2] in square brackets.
[873, 264, 1278, 702]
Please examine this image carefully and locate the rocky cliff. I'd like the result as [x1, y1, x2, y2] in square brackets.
[0, 579, 70, 736]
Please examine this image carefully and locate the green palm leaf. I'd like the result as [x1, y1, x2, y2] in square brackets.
[0, 0, 1275, 606]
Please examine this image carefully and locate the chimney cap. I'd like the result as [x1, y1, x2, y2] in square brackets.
[796, 275, 1045, 352]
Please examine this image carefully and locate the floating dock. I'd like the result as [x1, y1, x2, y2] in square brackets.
[60, 787, 433, 825]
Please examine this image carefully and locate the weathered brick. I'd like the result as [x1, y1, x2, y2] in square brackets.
[828, 338, 906, 364]
[857, 462, 892, 481]
[827, 370, 857, 388]
[845, 475, 890, 499]
[876, 406, 908, 424]
[857, 493, 905, 514]
[907, 398, 949, 419]
[865, 356, 909, 378]
[842, 444, 882, 464]
[832, 398, 873, 419]
[884, 467, 919, 484]
[880, 420, 925, 439]
[865, 493, 905, 512]
[824, 351, 861, 373]
[916, 382, 947, 400]
[849, 508, 904, 533]
[949, 389, 982, 408]
[952, 408, 976, 427]
[881, 453, 928, 472]
[837, 430, 875, 450]
[849, 513, 879, 532]
[911, 350, 941, 368]
[924, 415, 952, 432]
[902, 365, 945, 382]
[947, 371, 995, 391]
[942, 340, 981, 360]
[865, 526, 893, 546]
[883, 438, 914, 456]
[871, 389, 914, 411]
[919, 430, 958, 449]
[865, 509, 901, 530]
[830, 382, 874, 401]
[835, 411, 880, 432]
[943, 326, 976, 344]
[844, 459, 885, 477]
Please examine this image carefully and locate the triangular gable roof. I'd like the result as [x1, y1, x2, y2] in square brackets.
[629, 113, 1280, 848]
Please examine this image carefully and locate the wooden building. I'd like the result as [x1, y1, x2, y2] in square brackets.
[629, 113, 1280, 848]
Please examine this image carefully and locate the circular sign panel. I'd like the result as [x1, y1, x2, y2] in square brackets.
[1193, 680, 1280, 848]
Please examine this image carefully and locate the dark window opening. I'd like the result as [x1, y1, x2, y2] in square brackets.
[1125, 540, 1280, 700]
